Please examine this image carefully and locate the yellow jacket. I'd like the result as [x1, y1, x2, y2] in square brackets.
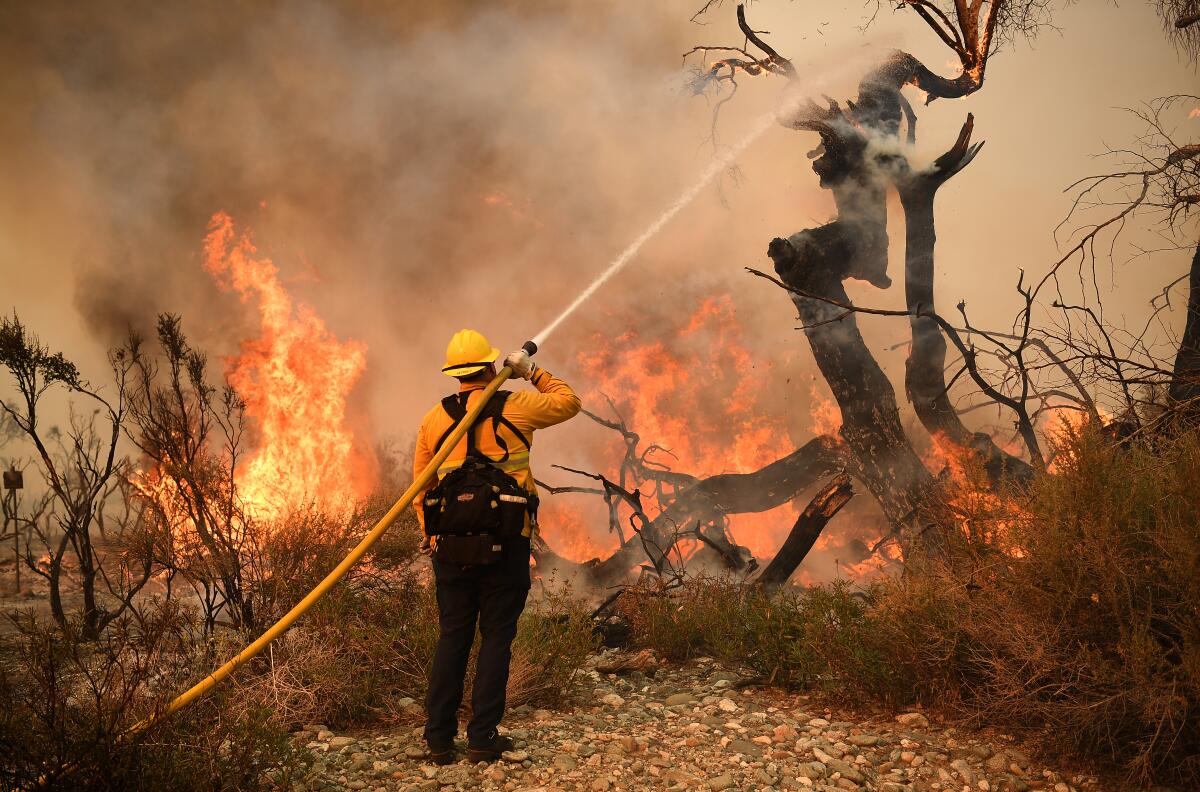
[413, 368, 581, 538]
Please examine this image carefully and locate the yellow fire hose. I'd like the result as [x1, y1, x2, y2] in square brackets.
[133, 356, 523, 731]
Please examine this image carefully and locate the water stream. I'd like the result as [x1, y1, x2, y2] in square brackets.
[529, 111, 776, 349]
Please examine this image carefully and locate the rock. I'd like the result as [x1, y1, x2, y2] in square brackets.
[729, 739, 761, 756]
[1000, 775, 1030, 792]
[950, 758, 976, 786]
[895, 712, 929, 729]
[601, 693, 625, 707]
[708, 773, 735, 791]
[328, 736, 357, 749]
[825, 758, 865, 784]
[434, 764, 471, 786]
[501, 749, 530, 763]
[591, 779, 612, 791]
[773, 724, 797, 743]
[755, 768, 778, 785]
[717, 698, 740, 713]
[846, 734, 880, 747]
[666, 693, 697, 706]
[486, 766, 506, 783]
[663, 768, 700, 786]
[553, 754, 577, 771]
[404, 745, 426, 759]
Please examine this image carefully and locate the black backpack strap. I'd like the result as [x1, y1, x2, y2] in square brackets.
[432, 393, 471, 456]
[431, 390, 532, 463]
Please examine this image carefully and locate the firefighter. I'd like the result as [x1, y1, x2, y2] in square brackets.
[415, 329, 581, 765]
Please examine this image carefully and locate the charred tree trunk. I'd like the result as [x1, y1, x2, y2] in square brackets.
[754, 474, 854, 590]
[894, 116, 1034, 483]
[1169, 241, 1200, 405]
[768, 102, 936, 543]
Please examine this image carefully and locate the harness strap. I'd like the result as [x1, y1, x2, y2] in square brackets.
[431, 390, 532, 465]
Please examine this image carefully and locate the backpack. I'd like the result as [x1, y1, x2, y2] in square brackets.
[422, 391, 538, 564]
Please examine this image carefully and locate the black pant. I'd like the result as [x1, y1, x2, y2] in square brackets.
[423, 537, 531, 749]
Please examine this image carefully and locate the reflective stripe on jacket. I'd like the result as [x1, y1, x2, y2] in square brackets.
[413, 368, 581, 538]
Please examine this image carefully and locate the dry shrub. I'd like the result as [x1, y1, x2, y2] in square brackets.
[235, 566, 439, 729]
[501, 591, 598, 709]
[616, 576, 751, 663]
[234, 526, 596, 728]
[873, 423, 1200, 787]
[616, 576, 906, 702]
[0, 604, 304, 792]
[619, 425, 1198, 786]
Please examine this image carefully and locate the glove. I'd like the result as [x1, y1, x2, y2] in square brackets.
[504, 349, 537, 380]
[419, 536, 433, 556]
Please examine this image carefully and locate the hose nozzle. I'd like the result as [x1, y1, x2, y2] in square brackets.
[521, 340, 538, 356]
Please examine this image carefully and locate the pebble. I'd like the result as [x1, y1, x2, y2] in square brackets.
[297, 651, 1105, 792]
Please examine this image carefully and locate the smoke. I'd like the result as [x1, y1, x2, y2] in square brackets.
[0, 0, 911, 577]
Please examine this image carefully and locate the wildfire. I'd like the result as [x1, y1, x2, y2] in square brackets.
[541, 294, 799, 562]
[807, 384, 842, 436]
[202, 212, 374, 521]
[923, 431, 1029, 554]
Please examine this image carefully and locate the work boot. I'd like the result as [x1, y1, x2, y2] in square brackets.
[465, 733, 513, 763]
[427, 743, 456, 766]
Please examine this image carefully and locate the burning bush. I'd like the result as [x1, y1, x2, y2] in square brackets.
[872, 422, 1200, 787]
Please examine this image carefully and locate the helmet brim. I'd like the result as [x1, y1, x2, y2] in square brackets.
[441, 346, 501, 377]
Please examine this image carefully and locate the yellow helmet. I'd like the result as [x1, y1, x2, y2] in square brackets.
[442, 329, 500, 378]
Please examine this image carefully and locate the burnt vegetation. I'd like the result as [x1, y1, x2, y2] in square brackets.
[0, 1, 1198, 790]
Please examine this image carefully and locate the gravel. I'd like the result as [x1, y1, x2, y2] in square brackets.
[293, 650, 1108, 792]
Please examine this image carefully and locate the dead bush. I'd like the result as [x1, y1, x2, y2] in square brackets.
[501, 591, 598, 709]
[235, 561, 596, 728]
[864, 424, 1200, 787]
[616, 576, 908, 702]
[0, 604, 304, 791]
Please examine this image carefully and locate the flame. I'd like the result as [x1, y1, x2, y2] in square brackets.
[923, 431, 1028, 554]
[202, 212, 374, 520]
[807, 384, 841, 436]
[541, 294, 798, 562]
[1189, 107, 1200, 119]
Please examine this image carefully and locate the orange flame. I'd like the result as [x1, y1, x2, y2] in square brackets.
[541, 294, 799, 562]
[202, 212, 374, 520]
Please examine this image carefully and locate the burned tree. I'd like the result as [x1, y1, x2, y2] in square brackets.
[1035, 94, 1200, 414]
[122, 314, 256, 632]
[0, 313, 153, 639]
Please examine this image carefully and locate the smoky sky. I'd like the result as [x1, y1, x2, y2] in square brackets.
[1, 1, 1197, 560]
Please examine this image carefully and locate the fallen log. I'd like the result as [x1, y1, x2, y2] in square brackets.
[587, 435, 845, 585]
[754, 473, 854, 590]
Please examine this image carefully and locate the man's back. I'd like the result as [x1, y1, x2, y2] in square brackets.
[413, 367, 580, 536]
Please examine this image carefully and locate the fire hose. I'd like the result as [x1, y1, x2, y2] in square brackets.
[129, 341, 538, 733]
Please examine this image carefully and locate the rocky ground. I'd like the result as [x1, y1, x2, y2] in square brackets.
[294, 650, 1108, 792]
